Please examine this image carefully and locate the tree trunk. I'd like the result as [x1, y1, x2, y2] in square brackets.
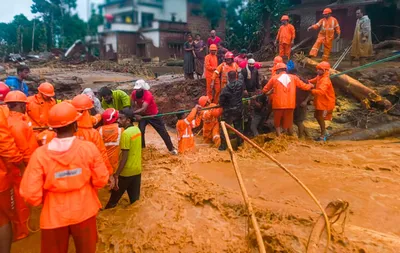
[293, 55, 392, 110]
[332, 121, 400, 141]
[262, 13, 272, 46]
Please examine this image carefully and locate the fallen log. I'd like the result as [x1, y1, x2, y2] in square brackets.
[293, 54, 392, 109]
[373, 40, 400, 50]
[332, 121, 400, 141]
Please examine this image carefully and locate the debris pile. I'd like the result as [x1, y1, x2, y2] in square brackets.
[89, 60, 154, 77]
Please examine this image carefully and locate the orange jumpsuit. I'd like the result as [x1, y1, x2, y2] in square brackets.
[97, 123, 123, 172]
[36, 129, 57, 146]
[76, 111, 113, 175]
[263, 72, 313, 129]
[20, 138, 109, 252]
[176, 108, 199, 154]
[0, 105, 24, 229]
[276, 24, 296, 58]
[27, 94, 56, 128]
[309, 16, 341, 61]
[204, 54, 219, 101]
[212, 62, 239, 103]
[198, 103, 221, 147]
[309, 72, 336, 120]
[7, 111, 39, 240]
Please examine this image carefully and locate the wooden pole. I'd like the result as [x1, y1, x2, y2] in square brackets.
[224, 123, 331, 253]
[220, 121, 266, 253]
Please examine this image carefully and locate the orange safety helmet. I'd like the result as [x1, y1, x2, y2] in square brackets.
[281, 15, 289, 21]
[72, 94, 94, 111]
[211, 107, 223, 118]
[0, 82, 10, 101]
[102, 108, 119, 125]
[48, 102, 82, 128]
[4, 90, 28, 103]
[224, 52, 234, 59]
[209, 44, 218, 51]
[275, 63, 287, 70]
[38, 82, 55, 97]
[273, 56, 283, 65]
[198, 96, 210, 107]
[323, 8, 332, 15]
[316, 61, 331, 71]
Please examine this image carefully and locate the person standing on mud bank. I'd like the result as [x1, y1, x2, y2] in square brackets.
[212, 52, 240, 104]
[309, 61, 336, 141]
[27, 82, 56, 129]
[20, 102, 109, 253]
[204, 44, 219, 101]
[0, 83, 25, 253]
[5, 65, 30, 96]
[351, 8, 373, 66]
[131, 80, 178, 155]
[218, 71, 244, 151]
[183, 33, 195, 80]
[176, 105, 201, 154]
[275, 15, 296, 59]
[99, 86, 131, 111]
[105, 108, 142, 209]
[262, 63, 314, 137]
[194, 34, 206, 79]
[217, 42, 228, 65]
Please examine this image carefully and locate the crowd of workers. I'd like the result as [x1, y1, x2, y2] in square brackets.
[0, 7, 374, 253]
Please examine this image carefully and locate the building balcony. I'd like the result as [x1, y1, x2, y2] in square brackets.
[98, 23, 140, 33]
[141, 20, 188, 32]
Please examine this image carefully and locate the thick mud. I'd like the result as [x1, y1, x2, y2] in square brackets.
[12, 127, 400, 253]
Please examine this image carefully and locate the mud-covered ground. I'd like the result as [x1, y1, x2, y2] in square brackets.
[12, 128, 400, 253]
[8, 62, 400, 253]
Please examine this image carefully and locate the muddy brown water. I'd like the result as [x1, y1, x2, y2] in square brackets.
[12, 126, 400, 253]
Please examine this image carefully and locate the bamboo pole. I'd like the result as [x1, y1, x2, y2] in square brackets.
[220, 121, 266, 253]
[223, 123, 331, 253]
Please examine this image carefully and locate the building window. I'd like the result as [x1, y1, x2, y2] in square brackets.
[142, 12, 154, 28]
[122, 11, 138, 24]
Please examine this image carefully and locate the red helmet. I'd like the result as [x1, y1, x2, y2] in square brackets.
[273, 56, 283, 65]
[281, 15, 289, 21]
[102, 108, 119, 125]
[323, 8, 332, 15]
[275, 63, 287, 70]
[224, 52, 234, 59]
[0, 82, 10, 101]
[316, 61, 331, 71]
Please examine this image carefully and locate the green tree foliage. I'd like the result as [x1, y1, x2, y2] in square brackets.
[201, 0, 222, 29]
[88, 6, 103, 36]
[225, 0, 290, 51]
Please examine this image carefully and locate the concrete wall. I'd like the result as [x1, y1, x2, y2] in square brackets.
[137, 0, 187, 23]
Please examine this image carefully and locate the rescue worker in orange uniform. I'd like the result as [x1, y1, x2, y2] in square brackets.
[263, 63, 314, 136]
[197, 96, 222, 147]
[97, 108, 123, 172]
[0, 82, 10, 117]
[20, 102, 109, 253]
[309, 61, 336, 141]
[211, 52, 239, 103]
[270, 56, 284, 77]
[27, 82, 56, 129]
[71, 94, 114, 176]
[275, 15, 296, 59]
[176, 105, 201, 154]
[0, 83, 24, 253]
[5, 91, 39, 241]
[308, 8, 341, 61]
[204, 44, 219, 101]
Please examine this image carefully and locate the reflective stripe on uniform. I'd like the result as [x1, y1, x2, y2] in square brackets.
[104, 127, 122, 146]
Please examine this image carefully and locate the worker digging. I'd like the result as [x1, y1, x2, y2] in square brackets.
[1, 2, 400, 253]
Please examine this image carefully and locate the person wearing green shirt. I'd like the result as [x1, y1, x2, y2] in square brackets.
[105, 108, 142, 209]
[99, 86, 131, 110]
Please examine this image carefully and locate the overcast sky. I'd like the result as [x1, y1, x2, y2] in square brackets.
[0, 0, 104, 23]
